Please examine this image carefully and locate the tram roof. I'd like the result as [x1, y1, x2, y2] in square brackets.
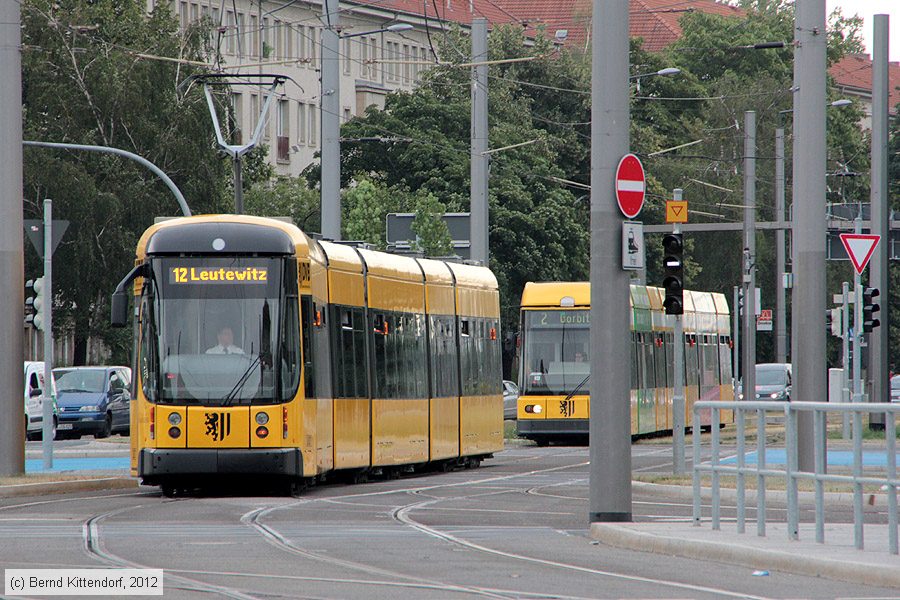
[446, 262, 498, 290]
[136, 215, 311, 259]
[416, 258, 455, 285]
[357, 247, 424, 282]
[319, 241, 364, 273]
[520, 282, 590, 308]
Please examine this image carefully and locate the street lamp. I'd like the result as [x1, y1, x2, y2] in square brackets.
[629, 67, 680, 93]
[774, 98, 852, 362]
[321, 13, 414, 240]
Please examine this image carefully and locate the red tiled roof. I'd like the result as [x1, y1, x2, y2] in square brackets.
[830, 53, 900, 114]
[629, 0, 743, 51]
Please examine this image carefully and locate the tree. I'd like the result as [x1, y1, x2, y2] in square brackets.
[22, 0, 229, 364]
[411, 193, 453, 257]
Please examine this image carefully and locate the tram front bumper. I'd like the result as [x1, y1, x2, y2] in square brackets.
[517, 418, 588, 436]
[138, 448, 303, 478]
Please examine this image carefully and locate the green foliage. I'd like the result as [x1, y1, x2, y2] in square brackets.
[411, 193, 453, 257]
[22, 0, 228, 363]
[342, 178, 402, 248]
[243, 175, 319, 229]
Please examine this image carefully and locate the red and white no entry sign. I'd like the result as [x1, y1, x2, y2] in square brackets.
[615, 153, 646, 219]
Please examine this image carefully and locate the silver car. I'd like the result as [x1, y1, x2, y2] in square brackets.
[503, 380, 519, 420]
[891, 375, 900, 403]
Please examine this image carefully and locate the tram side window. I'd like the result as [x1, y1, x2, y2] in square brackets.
[280, 293, 301, 400]
[429, 315, 459, 398]
[301, 296, 316, 399]
[331, 306, 367, 398]
[139, 287, 159, 402]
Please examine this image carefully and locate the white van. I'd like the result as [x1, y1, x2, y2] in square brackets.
[24, 361, 58, 441]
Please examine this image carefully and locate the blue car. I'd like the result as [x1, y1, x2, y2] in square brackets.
[53, 366, 131, 439]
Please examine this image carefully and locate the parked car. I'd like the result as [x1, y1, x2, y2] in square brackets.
[891, 375, 900, 403]
[503, 380, 519, 420]
[24, 361, 58, 441]
[53, 366, 131, 439]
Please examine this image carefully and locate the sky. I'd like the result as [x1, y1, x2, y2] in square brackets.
[828, 1, 900, 61]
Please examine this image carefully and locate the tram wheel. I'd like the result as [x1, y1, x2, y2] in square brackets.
[161, 485, 178, 498]
[284, 479, 305, 498]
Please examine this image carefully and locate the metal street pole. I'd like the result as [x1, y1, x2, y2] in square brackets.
[672, 193, 685, 475]
[41, 200, 53, 469]
[792, 0, 827, 472]
[742, 111, 757, 401]
[321, 0, 341, 240]
[842, 281, 851, 439]
[869, 14, 889, 428]
[853, 227, 863, 403]
[470, 18, 489, 266]
[733, 285, 740, 400]
[0, 0, 25, 476]
[774, 124, 787, 363]
[589, 0, 631, 523]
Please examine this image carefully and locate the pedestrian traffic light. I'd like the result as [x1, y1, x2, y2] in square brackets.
[662, 233, 684, 315]
[26, 277, 45, 331]
[862, 287, 880, 332]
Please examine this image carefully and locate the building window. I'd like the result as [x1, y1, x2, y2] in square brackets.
[189, 2, 199, 23]
[403, 44, 410, 83]
[343, 107, 351, 123]
[308, 27, 317, 68]
[250, 93, 259, 138]
[344, 38, 352, 74]
[230, 93, 243, 145]
[179, 2, 189, 30]
[236, 13, 245, 57]
[225, 10, 235, 54]
[298, 103, 307, 146]
[309, 105, 317, 146]
[262, 17, 270, 58]
[273, 20, 282, 60]
[250, 15, 259, 58]
[297, 26, 306, 61]
[277, 100, 290, 161]
[285, 23, 293, 59]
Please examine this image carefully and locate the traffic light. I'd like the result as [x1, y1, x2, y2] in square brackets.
[25, 277, 45, 331]
[827, 307, 842, 337]
[862, 287, 880, 332]
[662, 233, 684, 315]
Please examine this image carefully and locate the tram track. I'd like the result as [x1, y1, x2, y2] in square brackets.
[245, 456, 776, 600]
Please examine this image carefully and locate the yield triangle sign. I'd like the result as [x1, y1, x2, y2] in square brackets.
[839, 233, 880, 275]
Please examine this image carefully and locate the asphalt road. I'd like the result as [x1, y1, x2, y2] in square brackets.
[2, 442, 898, 599]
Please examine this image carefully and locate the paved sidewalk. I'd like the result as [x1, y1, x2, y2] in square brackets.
[593, 482, 900, 589]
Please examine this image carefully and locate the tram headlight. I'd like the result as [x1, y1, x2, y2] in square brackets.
[168, 426, 181, 439]
[168, 412, 182, 426]
[255, 412, 270, 426]
[524, 404, 543, 414]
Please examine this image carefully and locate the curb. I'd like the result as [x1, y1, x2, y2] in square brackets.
[634, 480, 893, 508]
[591, 523, 900, 589]
[0, 477, 138, 499]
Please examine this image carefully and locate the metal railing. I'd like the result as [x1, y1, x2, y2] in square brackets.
[692, 400, 899, 554]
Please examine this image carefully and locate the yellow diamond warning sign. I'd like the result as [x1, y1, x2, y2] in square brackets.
[666, 200, 688, 223]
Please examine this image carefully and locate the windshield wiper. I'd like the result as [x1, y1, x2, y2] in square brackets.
[222, 355, 261, 407]
[564, 374, 590, 403]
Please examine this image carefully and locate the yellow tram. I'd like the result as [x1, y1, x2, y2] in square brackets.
[515, 282, 733, 445]
[111, 215, 503, 494]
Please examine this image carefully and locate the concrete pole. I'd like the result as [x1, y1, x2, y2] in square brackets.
[41, 200, 53, 469]
[742, 111, 757, 401]
[470, 18, 489, 266]
[589, 0, 632, 523]
[672, 192, 685, 475]
[320, 0, 341, 240]
[869, 15, 889, 427]
[0, 1, 25, 476]
[775, 126, 787, 363]
[792, 0, 827, 472]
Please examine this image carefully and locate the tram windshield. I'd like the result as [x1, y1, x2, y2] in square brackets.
[521, 309, 590, 395]
[140, 256, 301, 406]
